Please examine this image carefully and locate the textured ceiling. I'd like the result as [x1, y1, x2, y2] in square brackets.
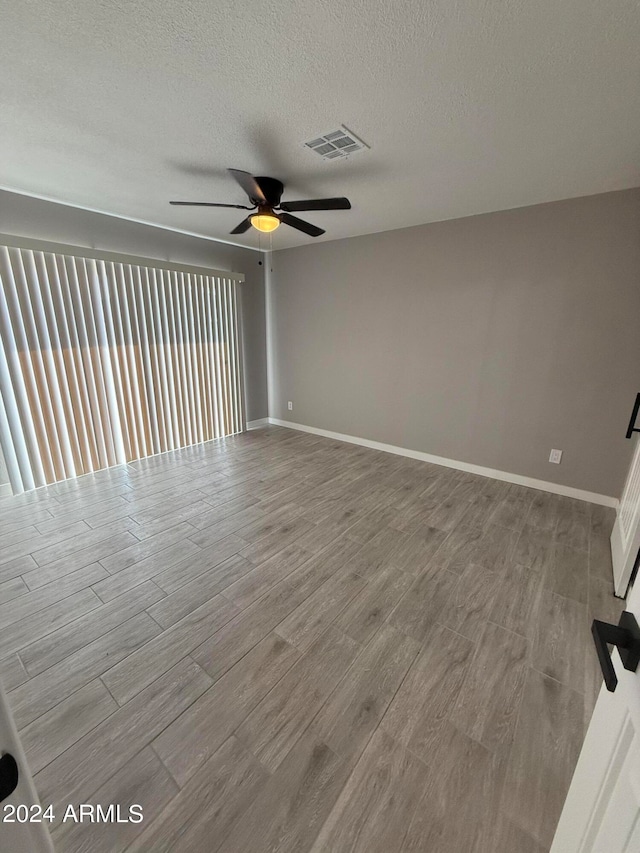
[1, 0, 639, 250]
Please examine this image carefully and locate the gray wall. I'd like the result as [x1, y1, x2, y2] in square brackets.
[270, 188, 640, 498]
[0, 190, 268, 421]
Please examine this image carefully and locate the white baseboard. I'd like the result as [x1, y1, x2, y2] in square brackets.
[0, 482, 13, 498]
[267, 418, 618, 508]
[246, 418, 269, 430]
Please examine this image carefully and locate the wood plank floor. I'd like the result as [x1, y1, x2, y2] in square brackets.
[0, 426, 622, 852]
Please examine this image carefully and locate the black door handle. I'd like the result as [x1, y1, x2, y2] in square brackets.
[0, 753, 18, 803]
[625, 393, 640, 439]
[592, 612, 640, 692]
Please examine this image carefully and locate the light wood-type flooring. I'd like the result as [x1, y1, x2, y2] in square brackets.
[0, 426, 623, 852]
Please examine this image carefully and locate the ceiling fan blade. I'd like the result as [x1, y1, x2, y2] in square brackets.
[230, 217, 253, 235]
[279, 212, 325, 237]
[280, 197, 351, 212]
[170, 201, 254, 209]
[228, 169, 267, 204]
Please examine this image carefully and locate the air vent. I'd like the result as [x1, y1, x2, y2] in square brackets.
[303, 125, 369, 160]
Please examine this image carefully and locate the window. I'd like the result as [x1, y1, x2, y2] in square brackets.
[0, 244, 245, 493]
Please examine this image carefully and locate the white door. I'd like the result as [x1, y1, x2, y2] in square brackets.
[0, 682, 54, 852]
[611, 399, 640, 597]
[551, 577, 640, 852]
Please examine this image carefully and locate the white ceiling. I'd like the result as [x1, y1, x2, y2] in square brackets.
[2, 0, 639, 250]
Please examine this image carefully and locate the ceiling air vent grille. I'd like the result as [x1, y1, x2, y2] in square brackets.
[303, 126, 369, 160]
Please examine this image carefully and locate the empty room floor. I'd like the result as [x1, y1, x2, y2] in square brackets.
[0, 426, 622, 852]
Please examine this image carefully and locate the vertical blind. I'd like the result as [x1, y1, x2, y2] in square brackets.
[0, 244, 245, 494]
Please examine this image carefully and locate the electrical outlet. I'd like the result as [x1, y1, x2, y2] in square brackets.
[549, 449, 563, 464]
[287, 401, 293, 411]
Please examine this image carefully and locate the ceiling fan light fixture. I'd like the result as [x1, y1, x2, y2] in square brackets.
[250, 212, 280, 233]
[171, 170, 348, 238]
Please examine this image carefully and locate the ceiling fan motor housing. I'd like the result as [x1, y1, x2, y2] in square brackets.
[254, 177, 284, 208]
[255, 204, 278, 217]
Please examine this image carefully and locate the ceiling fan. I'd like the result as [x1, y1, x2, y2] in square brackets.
[170, 169, 351, 237]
